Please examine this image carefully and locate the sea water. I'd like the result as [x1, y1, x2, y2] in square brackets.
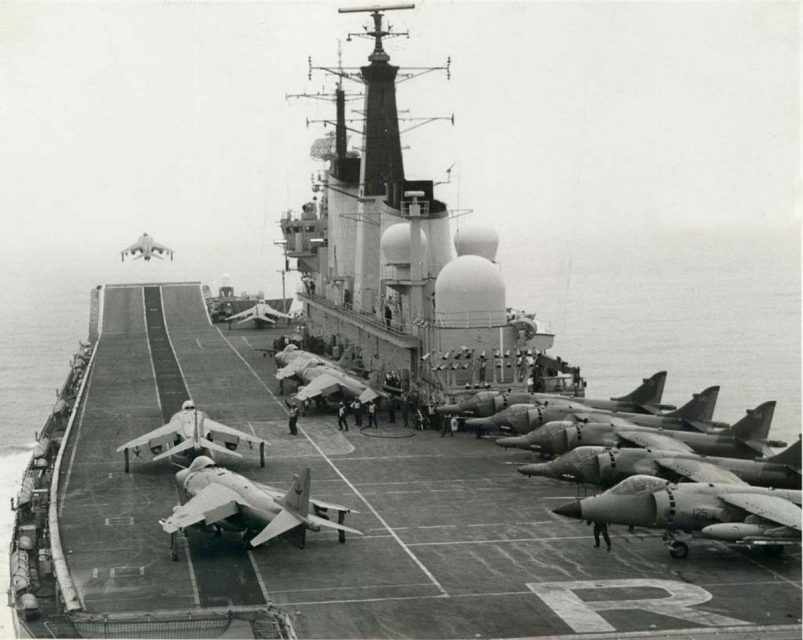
[0, 227, 799, 634]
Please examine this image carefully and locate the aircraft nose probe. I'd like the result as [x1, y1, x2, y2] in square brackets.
[552, 501, 583, 520]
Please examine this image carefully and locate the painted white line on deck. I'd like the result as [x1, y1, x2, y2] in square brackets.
[269, 581, 434, 596]
[248, 550, 273, 603]
[241, 336, 253, 348]
[195, 337, 204, 350]
[741, 551, 803, 590]
[153, 288, 201, 607]
[216, 327, 449, 598]
[407, 534, 662, 547]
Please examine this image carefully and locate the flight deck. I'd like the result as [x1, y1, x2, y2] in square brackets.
[52, 283, 802, 638]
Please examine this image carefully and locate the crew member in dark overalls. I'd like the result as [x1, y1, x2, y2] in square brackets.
[593, 521, 611, 551]
[287, 403, 299, 436]
[337, 402, 348, 431]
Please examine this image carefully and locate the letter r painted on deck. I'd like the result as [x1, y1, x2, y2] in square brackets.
[527, 579, 750, 633]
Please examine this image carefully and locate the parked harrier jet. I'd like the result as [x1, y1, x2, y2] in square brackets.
[274, 346, 381, 404]
[439, 371, 672, 418]
[117, 400, 268, 471]
[498, 401, 783, 459]
[160, 456, 362, 558]
[226, 301, 292, 327]
[518, 437, 801, 489]
[120, 232, 174, 262]
[474, 386, 722, 436]
[553, 474, 801, 558]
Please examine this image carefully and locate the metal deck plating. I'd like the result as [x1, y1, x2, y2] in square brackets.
[53, 283, 801, 638]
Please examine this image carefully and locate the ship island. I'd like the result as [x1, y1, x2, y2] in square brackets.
[8, 4, 801, 639]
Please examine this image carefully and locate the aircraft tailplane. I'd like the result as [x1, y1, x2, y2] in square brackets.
[766, 436, 801, 470]
[732, 401, 776, 445]
[611, 371, 667, 408]
[250, 509, 303, 547]
[666, 386, 719, 421]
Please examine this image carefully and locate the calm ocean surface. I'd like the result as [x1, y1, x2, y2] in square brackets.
[0, 226, 799, 634]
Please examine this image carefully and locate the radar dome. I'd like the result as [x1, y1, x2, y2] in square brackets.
[380, 223, 428, 266]
[435, 255, 506, 327]
[454, 225, 499, 262]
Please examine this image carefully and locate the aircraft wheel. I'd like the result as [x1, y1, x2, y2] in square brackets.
[669, 541, 688, 559]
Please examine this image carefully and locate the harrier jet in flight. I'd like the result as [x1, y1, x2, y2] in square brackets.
[121, 232, 174, 261]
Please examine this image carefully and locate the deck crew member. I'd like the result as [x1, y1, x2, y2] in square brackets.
[287, 402, 299, 436]
[384, 304, 393, 330]
[367, 402, 378, 428]
[337, 402, 348, 431]
[351, 399, 363, 427]
[593, 521, 611, 551]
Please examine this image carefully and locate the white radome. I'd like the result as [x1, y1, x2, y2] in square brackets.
[453, 225, 499, 262]
[380, 223, 428, 266]
[435, 254, 506, 327]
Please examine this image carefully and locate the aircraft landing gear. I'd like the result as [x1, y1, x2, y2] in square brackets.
[338, 510, 346, 544]
[169, 532, 178, 562]
[664, 530, 690, 559]
[669, 541, 688, 559]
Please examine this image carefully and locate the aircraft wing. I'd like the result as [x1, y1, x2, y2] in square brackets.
[719, 493, 802, 531]
[151, 241, 172, 253]
[247, 313, 276, 325]
[654, 457, 747, 485]
[226, 308, 254, 322]
[122, 242, 142, 255]
[295, 373, 343, 401]
[204, 418, 268, 448]
[116, 422, 179, 452]
[615, 429, 695, 453]
[159, 484, 243, 534]
[260, 303, 292, 319]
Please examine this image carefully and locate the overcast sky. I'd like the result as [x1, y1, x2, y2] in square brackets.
[1, 1, 798, 293]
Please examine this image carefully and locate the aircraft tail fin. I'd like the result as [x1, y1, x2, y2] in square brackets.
[731, 401, 776, 444]
[611, 371, 667, 409]
[281, 468, 311, 518]
[766, 436, 801, 470]
[666, 386, 719, 421]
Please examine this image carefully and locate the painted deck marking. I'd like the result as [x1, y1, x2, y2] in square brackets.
[216, 327, 449, 597]
[143, 287, 200, 607]
[195, 337, 204, 350]
[247, 550, 272, 604]
[155, 287, 267, 607]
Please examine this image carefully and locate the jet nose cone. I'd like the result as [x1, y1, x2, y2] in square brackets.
[517, 463, 547, 477]
[495, 436, 518, 448]
[553, 500, 583, 520]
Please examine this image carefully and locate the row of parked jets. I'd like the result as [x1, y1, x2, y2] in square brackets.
[439, 373, 800, 559]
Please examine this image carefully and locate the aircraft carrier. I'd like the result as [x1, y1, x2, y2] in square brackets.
[8, 5, 802, 639]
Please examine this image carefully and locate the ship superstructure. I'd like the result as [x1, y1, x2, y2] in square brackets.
[281, 4, 584, 401]
[8, 5, 801, 640]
